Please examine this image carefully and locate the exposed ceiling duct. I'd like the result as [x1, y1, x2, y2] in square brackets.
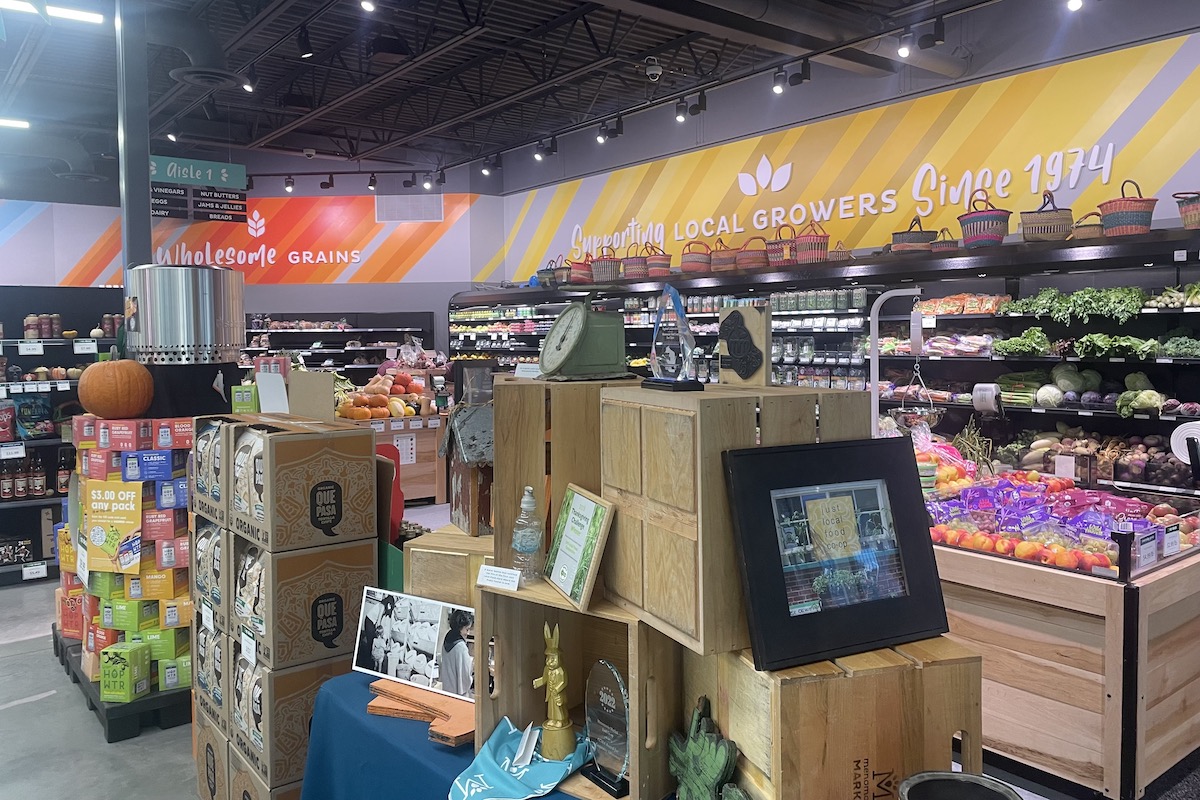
[145, 8, 242, 89]
[0, 130, 106, 181]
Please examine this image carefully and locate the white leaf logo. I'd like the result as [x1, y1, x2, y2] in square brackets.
[247, 210, 265, 238]
[770, 162, 792, 192]
[756, 155, 772, 190]
[737, 172, 758, 197]
[736, 154, 792, 196]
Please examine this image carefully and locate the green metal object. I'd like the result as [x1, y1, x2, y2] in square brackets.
[669, 696, 739, 800]
[538, 302, 627, 379]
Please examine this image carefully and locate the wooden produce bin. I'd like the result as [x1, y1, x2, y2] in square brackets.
[599, 386, 871, 655]
[403, 525, 494, 609]
[476, 581, 681, 800]
[492, 376, 636, 567]
[683, 637, 982, 800]
[357, 417, 446, 503]
[935, 545, 1200, 798]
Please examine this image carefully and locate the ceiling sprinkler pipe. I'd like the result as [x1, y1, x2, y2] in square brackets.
[0, 130, 105, 181]
[145, 8, 242, 88]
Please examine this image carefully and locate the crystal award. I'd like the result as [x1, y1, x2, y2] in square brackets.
[581, 659, 630, 797]
[644, 284, 703, 391]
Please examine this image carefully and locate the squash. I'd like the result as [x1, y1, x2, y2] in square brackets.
[369, 406, 389, 418]
[77, 349, 154, 419]
[346, 406, 371, 420]
[388, 398, 407, 418]
[365, 394, 389, 408]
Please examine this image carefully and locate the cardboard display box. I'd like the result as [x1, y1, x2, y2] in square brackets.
[83, 449, 122, 481]
[160, 594, 192, 629]
[228, 747, 302, 800]
[232, 534, 375, 670]
[122, 449, 188, 482]
[60, 569, 84, 597]
[156, 536, 189, 570]
[156, 477, 189, 509]
[193, 519, 231, 631]
[195, 625, 232, 736]
[230, 647, 351, 788]
[72, 414, 99, 450]
[193, 415, 242, 526]
[102, 598, 159, 632]
[87, 570, 125, 599]
[98, 418, 153, 452]
[81, 592, 102, 626]
[159, 653, 192, 691]
[83, 479, 157, 575]
[56, 588, 84, 640]
[130, 565, 188, 602]
[86, 621, 122, 654]
[153, 417, 193, 450]
[227, 418, 376, 553]
[100, 640, 152, 703]
[195, 701, 231, 800]
[142, 508, 188, 542]
[130, 627, 190, 660]
[80, 647, 101, 682]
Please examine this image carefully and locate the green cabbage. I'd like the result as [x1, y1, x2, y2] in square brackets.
[1036, 384, 1065, 407]
[1080, 369, 1102, 392]
[1125, 372, 1154, 391]
[1055, 371, 1087, 393]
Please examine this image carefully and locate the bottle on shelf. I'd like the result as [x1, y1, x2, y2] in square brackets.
[0, 459, 13, 501]
[28, 451, 46, 498]
[55, 447, 73, 495]
[13, 457, 28, 499]
[511, 485, 544, 587]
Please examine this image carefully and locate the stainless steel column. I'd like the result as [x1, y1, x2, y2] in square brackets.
[115, 0, 153, 269]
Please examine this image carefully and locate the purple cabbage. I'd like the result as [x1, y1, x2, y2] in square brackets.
[1081, 391, 1102, 405]
[1103, 392, 1121, 408]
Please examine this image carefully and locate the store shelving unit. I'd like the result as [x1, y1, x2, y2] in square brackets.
[239, 312, 435, 375]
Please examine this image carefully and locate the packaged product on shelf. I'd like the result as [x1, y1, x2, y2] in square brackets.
[128, 627, 190, 660]
[99, 640, 151, 703]
[194, 415, 241, 526]
[232, 535, 375, 669]
[232, 385, 260, 414]
[229, 746, 302, 800]
[159, 593, 192, 630]
[13, 395, 54, 439]
[71, 414, 99, 450]
[158, 653, 191, 692]
[0, 399, 14, 443]
[152, 417, 193, 450]
[121, 450, 188, 482]
[86, 621, 122, 654]
[60, 569, 84, 597]
[102, 598, 159, 632]
[129, 564, 188, 601]
[84, 479, 156, 574]
[195, 623, 231, 735]
[194, 700, 231, 800]
[155, 536, 189, 570]
[83, 449, 123, 480]
[193, 519, 230, 631]
[55, 588, 84, 639]
[97, 419, 152, 451]
[142, 508, 188, 541]
[87, 571, 125, 600]
[156, 477, 188, 510]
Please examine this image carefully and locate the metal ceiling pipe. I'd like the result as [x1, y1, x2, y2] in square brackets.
[0, 130, 105, 181]
[144, 8, 241, 88]
[857, 36, 970, 79]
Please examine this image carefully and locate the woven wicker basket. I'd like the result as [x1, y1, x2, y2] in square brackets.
[1069, 212, 1105, 241]
[680, 241, 711, 273]
[828, 240, 853, 261]
[794, 222, 830, 264]
[766, 224, 795, 267]
[568, 254, 593, 284]
[892, 216, 937, 253]
[622, 243, 649, 280]
[736, 237, 770, 270]
[1021, 190, 1073, 242]
[1175, 193, 1200, 230]
[958, 189, 1011, 249]
[1099, 180, 1157, 236]
[711, 239, 738, 272]
[643, 244, 673, 276]
[592, 246, 621, 282]
[931, 228, 958, 253]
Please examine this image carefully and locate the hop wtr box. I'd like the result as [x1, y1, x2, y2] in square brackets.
[231, 534, 375, 669]
[227, 418, 376, 553]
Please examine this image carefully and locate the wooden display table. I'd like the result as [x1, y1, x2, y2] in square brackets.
[349, 416, 447, 503]
[403, 525, 494, 609]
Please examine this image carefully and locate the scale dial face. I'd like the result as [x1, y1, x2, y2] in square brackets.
[539, 302, 588, 375]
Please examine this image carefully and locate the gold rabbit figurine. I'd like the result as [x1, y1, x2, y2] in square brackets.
[533, 622, 575, 761]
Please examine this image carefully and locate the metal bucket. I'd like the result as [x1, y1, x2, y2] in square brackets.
[124, 264, 245, 364]
[900, 772, 1024, 800]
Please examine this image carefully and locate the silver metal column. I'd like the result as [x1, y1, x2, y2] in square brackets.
[115, 0, 153, 269]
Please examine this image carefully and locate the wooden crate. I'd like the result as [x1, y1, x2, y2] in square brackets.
[476, 581, 681, 800]
[599, 386, 871, 655]
[449, 447, 493, 538]
[682, 637, 982, 800]
[403, 525, 494, 609]
[493, 376, 636, 568]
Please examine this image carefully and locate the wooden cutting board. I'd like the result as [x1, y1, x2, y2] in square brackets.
[368, 679, 476, 747]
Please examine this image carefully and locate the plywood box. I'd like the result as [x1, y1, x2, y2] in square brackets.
[493, 376, 637, 567]
[476, 582, 681, 800]
[599, 386, 870, 655]
[403, 525, 494, 609]
[683, 637, 981, 800]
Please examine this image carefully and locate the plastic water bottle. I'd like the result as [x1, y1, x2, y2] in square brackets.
[511, 486, 544, 587]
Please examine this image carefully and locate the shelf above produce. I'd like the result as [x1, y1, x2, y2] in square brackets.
[245, 327, 423, 334]
[1097, 479, 1200, 498]
[878, 354, 1200, 365]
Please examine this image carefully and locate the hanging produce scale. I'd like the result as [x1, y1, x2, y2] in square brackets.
[538, 297, 629, 380]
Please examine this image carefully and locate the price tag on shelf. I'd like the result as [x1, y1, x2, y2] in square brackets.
[1157, 358, 1174, 363]
[1110, 357, 1126, 362]
[55, 381, 69, 391]
[73, 339, 98, 355]
[1031, 407, 1046, 414]
[1175, 250, 1188, 263]
[17, 341, 43, 356]
[36, 382, 51, 392]
[1138, 532, 1159, 567]
[921, 316, 936, 329]
[427, 417, 442, 428]
[1053, 455, 1076, 480]
[1078, 410, 1093, 416]
[0, 387, 5, 400]
[1065, 356, 1081, 362]
[409, 419, 424, 429]
[0, 442, 27, 460]
[991, 355, 1004, 361]
[490, 333, 498, 340]
[389, 420, 405, 431]
[1164, 525, 1182, 558]
[1134, 414, 1150, 419]
[1162, 415, 1178, 421]
[240, 626, 257, 664]
[1187, 307, 1200, 314]
[1142, 307, 1159, 314]
[928, 354, 941, 361]
[7, 384, 21, 394]
[370, 421, 385, 433]
[386, 347, 398, 360]
[21, 561, 47, 581]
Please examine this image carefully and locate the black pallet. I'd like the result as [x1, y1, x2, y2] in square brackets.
[50, 623, 192, 743]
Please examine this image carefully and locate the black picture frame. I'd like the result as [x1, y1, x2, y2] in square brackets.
[723, 437, 948, 671]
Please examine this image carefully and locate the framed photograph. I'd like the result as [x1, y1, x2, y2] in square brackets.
[353, 588, 477, 702]
[723, 437, 948, 671]
[544, 484, 614, 610]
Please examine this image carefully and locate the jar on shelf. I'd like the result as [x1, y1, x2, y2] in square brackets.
[37, 314, 52, 339]
[770, 338, 783, 363]
[50, 314, 63, 338]
[23, 314, 39, 340]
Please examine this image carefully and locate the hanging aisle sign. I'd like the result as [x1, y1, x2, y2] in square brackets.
[149, 156, 247, 190]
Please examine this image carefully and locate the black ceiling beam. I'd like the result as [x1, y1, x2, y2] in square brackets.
[248, 26, 489, 148]
[0, 26, 48, 113]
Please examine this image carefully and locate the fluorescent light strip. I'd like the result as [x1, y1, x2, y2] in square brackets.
[0, 0, 105, 23]
[0, 118, 30, 128]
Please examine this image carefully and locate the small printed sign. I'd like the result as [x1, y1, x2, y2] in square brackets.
[477, 565, 521, 592]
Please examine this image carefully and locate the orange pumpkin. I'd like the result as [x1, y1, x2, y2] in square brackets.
[77, 354, 154, 419]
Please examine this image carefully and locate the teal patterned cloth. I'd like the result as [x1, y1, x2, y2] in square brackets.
[450, 717, 592, 800]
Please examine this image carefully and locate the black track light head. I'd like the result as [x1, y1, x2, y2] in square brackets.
[298, 25, 314, 58]
[689, 89, 707, 116]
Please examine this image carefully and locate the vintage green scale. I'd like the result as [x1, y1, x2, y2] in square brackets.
[538, 301, 627, 379]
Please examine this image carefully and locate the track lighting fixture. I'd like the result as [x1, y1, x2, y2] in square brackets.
[247, 176, 255, 190]
[360, 0, 375, 10]
[422, 173, 433, 190]
[166, 130, 178, 142]
[435, 169, 446, 186]
[596, 122, 609, 144]
[611, 116, 623, 139]
[788, 58, 812, 86]
[480, 161, 490, 176]
[298, 25, 314, 58]
[242, 64, 257, 93]
[367, 173, 377, 191]
[675, 98, 687, 123]
[772, 67, 786, 94]
[689, 89, 707, 116]
[919, 16, 945, 50]
[1067, 0, 1083, 9]
[480, 156, 501, 176]
[284, 176, 295, 192]
[533, 141, 546, 161]
[320, 173, 335, 189]
[402, 173, 416, 188]
[897, 29, 913, 59]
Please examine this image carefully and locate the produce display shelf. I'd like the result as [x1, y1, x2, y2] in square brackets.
[1097, 479, 1200, 498]
[246, 327, 424, 334]
[448, 346, 542, 353]
[878, 354, 1200, 365]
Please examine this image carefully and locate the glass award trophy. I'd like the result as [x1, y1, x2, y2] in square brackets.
[581, 660, 631, 797]
[643, 284, 704, 391]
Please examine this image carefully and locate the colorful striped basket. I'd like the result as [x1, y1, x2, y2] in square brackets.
[736, 236, 770, 270]
[592, 246, 622, 282]
[957, 189, 1011, 249]
[1069, 212, 1105, 241]
[892, 216, 937, 253]
[1020, 190, 1073, 242]
[622, 243, 649, 280]
[766, 224, 796, 267]
[536, 255, 562, 286]
[568, 254, 593, 284]
[828, 240, 854, 261]
[711, 238, 738, 272]
[1175, 193, 1200, 230]
[931, 228, 959, 253]
[794, 222, 830, 264]
[1098, 180, 1157, 237]
[645, 244, 673, 276]
[680, 241, 711, 273]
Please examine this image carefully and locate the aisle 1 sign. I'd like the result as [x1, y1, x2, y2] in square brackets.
[149, 156, 246, 190]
